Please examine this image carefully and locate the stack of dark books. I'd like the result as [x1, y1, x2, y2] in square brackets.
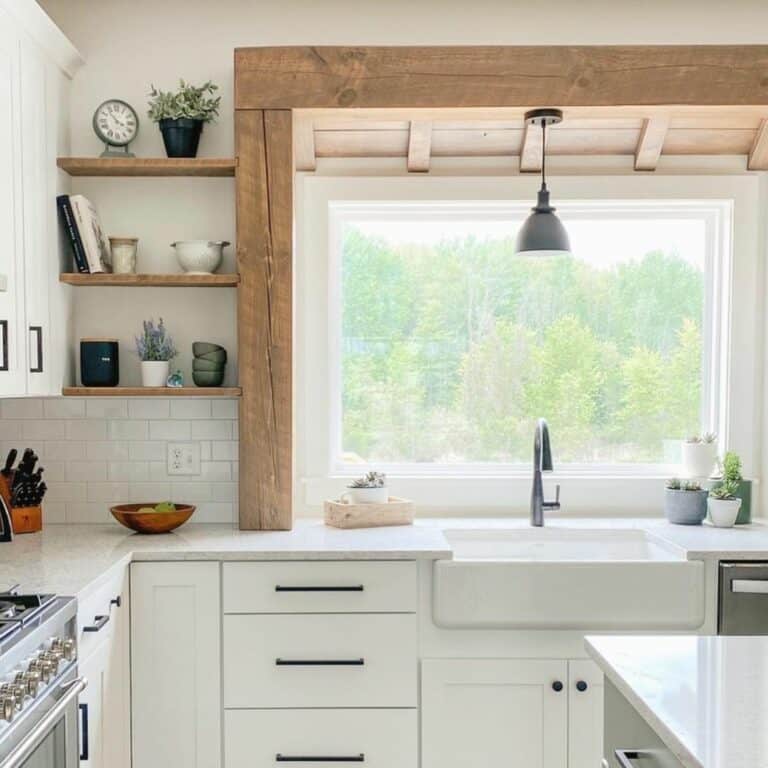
[56, 194, 112, 273]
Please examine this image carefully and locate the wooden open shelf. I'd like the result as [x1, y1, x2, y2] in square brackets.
[60, 273, 239, 287]
[62, 386, 242, 397]
[57, 157, 237, 177]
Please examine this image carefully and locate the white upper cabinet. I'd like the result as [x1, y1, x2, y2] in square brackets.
[0, 0, 81, 397]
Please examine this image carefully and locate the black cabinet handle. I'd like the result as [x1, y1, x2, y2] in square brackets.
[83, 614, 109, 633]
[615, 750, 648, 768]
[0, 320, 8, 372]
[551, 680, 563, 692]
[79, 702, 89, 761]
[275, 585, 364, 592]
[275, 658, 365, 666]
[276, 755, 364, 763]
[110, 595, 121, 608]
[576, 680, 588, 692]
[29, 326, 42, 373]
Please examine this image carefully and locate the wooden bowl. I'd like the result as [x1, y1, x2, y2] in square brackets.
[110, 503, 195, 534]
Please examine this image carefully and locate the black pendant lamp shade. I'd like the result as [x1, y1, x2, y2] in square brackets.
[515, 108, 572, 257]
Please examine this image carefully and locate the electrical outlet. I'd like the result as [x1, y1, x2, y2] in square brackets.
[167, 443, 201, 476]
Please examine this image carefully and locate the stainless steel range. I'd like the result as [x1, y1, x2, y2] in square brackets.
[0, 589, 84, 768]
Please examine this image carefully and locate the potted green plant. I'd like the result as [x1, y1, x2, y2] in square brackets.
[712, 451, 752, 525]
[342, 471, 388, 504]
[147, 80, 220, 158]
[681, 432, 717, 478]
[135, 318, 178, 387]
[664, 478, 707, 526]
[708, 481, 742, 528]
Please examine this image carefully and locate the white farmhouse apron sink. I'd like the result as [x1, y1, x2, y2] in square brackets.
[434, 528, 705, 630]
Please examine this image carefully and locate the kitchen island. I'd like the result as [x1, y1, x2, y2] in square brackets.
[586, 634, 768, 768]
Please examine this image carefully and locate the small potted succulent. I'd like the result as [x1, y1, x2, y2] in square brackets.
[342, 471, 388, 504]
[708, 481, 742, 528]
[136, 318, 178, 387]
[712, 451, 752, 525]
[664, 478, 708, 526]
[681, 432, 717, 479]
[147, 80, 220, 158]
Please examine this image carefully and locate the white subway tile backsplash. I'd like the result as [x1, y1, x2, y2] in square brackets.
[86, 399, 128, 419]
[0, 397, 239, 524]
[212, 399, 238, 419]
[66, 420, 108, 441]
[108, 461, 149, 481]
[66, 462, 108, 482]
[44, 399, 86, 419]
[149, 420, 191, 441]
[191, 420, 232, 440]
[108, 420, 149, 441]
[128, 399, 170, 419]
[2, 399, 43, 419]
[86, 441, 130, 461]
[170, 400, 212, 419]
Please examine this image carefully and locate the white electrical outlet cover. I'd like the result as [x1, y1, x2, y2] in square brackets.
[167, 442, 201, 476]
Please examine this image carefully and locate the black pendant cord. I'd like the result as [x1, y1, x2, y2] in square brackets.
[540, 120, 547, 193]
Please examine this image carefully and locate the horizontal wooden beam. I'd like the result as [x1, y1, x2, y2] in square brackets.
[236, 46, 768, 110]
[634, 116, 670, 171]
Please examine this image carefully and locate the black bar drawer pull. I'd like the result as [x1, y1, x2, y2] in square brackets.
[29, 326, 42, 373]
[276, 755, 364, 763]
[275, 658, 365, 666]
[0, 320, 8, 372]
[83, 614, 109, 633]
[275, 585, 364, 592]
[79, 702, 89, 761]
[615, 749, 648, 768]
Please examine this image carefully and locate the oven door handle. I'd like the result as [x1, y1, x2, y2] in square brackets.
[0, 677, 87, 768]
[731, 579, 768, 594]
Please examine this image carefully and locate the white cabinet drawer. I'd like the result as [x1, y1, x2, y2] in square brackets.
[223, 561, 417, 613]
[226, 709, 417, 768]
[223, 613, 417, 708]
[77, 564, 127, 662]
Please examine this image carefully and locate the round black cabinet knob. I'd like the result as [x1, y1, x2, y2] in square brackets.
[576, 680, 588, 692]
[552, 680, 563, 692]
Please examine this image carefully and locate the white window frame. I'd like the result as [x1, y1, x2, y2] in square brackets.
[296, 175, 762, 514]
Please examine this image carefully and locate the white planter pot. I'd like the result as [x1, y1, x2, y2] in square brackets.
[681, 441, 717, 479]
[342, 486, 389, 504]
[708, 497, 741, 528]
[141, 360, 170, 387]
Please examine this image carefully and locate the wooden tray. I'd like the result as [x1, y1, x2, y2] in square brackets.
[324, 496, 414, 529]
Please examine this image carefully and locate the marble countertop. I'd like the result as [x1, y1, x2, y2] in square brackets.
[586, 634, 768, 768]
[3, 516, 768, 599]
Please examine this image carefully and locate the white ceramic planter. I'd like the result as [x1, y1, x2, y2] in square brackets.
[141, 360, 170, 387]
[708, 497, 741, 528]
[342, 486, 389, 504]
[681, 441, 717, 478]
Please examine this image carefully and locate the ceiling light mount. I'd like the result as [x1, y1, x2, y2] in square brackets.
[524, 108, 563, 129]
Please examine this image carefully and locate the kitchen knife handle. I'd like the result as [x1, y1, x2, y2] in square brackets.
[0, 320, 8, 372]
[29, 326, 42, 373]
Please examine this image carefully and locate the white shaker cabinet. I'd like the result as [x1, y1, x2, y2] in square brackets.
[131, 562, 221, 768]
[421, 659, 569, 768]
[568, 659, 604, 768]
[0, 0, 81, 397]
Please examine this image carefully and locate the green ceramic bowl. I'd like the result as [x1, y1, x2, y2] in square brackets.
[192, 342, 225, 357]
[193, 358, 225, 372]
[192, 370, 225, 387]
[195, 349, 227, 364]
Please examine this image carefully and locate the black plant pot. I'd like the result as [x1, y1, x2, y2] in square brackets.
[159, 118, 203, 158]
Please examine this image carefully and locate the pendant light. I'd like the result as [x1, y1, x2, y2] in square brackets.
[515, 108, 571, 257]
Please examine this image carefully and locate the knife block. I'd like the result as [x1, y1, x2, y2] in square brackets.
[0, 473, 42, 534]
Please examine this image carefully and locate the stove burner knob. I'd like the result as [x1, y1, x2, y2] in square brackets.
[15, 670, 40, 697]
[50, 637, 76, 661]
[0, 694, 15, 722]
[0, 683, 24, 710]
[39, 652, 60, 673]
[28, 659, 53, 684]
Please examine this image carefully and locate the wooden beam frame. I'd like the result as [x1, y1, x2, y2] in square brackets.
[634, 116, 670, 171]
[748, 119, 768, 170]
[407, 120, 432, 172]
[235, 45, 768, 529]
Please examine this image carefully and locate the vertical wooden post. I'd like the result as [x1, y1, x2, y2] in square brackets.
[236, 109, 293, 529]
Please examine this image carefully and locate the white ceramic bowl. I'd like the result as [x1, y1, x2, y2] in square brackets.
[171, 240, 230, 274]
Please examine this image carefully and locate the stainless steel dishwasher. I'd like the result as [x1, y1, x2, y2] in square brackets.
[718, 562, 768, 634]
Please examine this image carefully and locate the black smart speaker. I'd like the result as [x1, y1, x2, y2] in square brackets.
[80, 338, 119, 386]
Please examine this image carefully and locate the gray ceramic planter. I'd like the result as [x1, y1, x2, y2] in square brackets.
[664, 488, 708, 525]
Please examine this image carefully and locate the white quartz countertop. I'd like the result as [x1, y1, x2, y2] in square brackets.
[3, 516, 768, 599]
[586, 634, 768, 768]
